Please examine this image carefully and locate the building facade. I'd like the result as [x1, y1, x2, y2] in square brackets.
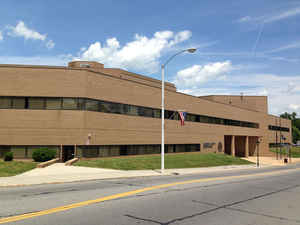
[0, 61, 292, 161]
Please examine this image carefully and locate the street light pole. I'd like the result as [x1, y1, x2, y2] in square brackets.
[161, 63, 165, 172]
[256, 137, 261, 168]
[161, 48, 197, 173]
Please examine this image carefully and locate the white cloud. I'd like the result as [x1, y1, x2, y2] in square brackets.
[6, 21, 55, 49]
[46, 39, 55, 49]
[265, 41, 300, 53]
[7, 21, 46, 40]
[173, 60, 300, 116]
[264, 7, 300, 23]
[289, 104, 300, 111]
[238, 16, 252, 23]
[75, 30, 192, 73]
[238, 7, 300, 24]
[0, 31, 3, 41]
[173, 61, 232, 89]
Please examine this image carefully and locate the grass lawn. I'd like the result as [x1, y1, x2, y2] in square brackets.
[270, 146, 300, 158]
[74, 153, 253, 170]
[0, 161, 37, 177]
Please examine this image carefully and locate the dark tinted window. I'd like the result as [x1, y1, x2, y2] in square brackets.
[86, 99, 99, 111]
[0, 97, 11, 109]
[28, 97, 45, 109]
[46, 98, 62, 110]
[63, 98, 78, 110]
[12, 97, 25, 109]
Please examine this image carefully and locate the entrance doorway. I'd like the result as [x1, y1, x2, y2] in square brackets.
[224, 135, 232, 155]
[62, 146, 75, 162]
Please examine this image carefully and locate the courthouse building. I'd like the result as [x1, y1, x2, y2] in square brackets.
[0, 61, 292, 161]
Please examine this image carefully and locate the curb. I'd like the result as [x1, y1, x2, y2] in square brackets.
[37, 158, 60, 168]
[65, 158, 79, 166]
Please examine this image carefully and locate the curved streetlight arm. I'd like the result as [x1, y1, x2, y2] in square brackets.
[162, 50, 187, 68]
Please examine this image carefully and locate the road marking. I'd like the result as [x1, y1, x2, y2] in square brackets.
[1, 167, 300, 224]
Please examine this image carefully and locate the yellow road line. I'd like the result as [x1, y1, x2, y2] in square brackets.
[1, 167, 300, 224]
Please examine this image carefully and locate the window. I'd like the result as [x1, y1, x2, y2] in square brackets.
[110, 103, 123, 114]
[138, 107, 153, 117]
[12, 97, 25, 109]
[0, 95, 260, 129]
[86, 99, 99, 111]
[200, 116, 209, 123]
[78, 98, 85, 110]
[165, 110, 174, 119]
[46, 98, 62, 110]
[99, 101, 111, 113]
[63, 98, 78, 110]
[186, 114, 196, 122]
[268, 125, 289, 132]
[28, 98, 45, 109]
[0, 97, 11, 109]
[127, 105, 138, 116]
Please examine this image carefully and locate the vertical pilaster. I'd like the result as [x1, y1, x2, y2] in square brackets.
[231, 136, 235, 156]
[245, 136, 249, 157]
[60, 144, 63, 162]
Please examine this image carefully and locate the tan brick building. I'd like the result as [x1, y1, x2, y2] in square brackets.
[0, 61, 292, 161]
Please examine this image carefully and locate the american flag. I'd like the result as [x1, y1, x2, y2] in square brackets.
[179, 111, 186, 126]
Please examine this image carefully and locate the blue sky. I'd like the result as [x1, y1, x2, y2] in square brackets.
[0, 0, 300, 115]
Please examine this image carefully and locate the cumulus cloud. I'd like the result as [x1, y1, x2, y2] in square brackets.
[46, 39, 55, 49]
[6, 21, 55, 49]
[7, 21, 46, 40]
[75, 30, 192, 73]
[176, 69, 300, 116]
[0, 31, 3, 41]
[173, 61, 232, 89]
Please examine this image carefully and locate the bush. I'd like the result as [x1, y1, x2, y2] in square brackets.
[4, 152, 13, 161]
[32, 148, 56, 162]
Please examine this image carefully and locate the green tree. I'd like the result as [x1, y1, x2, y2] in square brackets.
[280, 112, 300, 144]
[293, 126, 300, 143]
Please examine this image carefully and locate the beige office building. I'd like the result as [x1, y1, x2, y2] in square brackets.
[0, 61, 291, 161]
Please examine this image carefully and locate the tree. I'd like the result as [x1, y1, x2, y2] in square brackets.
[293, 126, 300, 143]
[280, 112, 300, 144]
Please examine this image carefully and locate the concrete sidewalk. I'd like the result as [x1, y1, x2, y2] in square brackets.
[0, 163, 258, 187]
[1, 157, 300, 187]
[243, 156, 300, 166]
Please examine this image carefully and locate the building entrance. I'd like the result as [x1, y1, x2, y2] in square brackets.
[62, 145, 75, 162]
[224, 135, 232, 155]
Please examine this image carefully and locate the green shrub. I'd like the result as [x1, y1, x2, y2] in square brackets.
[32, 148, 56, 162]
[4, 152, 13, 161]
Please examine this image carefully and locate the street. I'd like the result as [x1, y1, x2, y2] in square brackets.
[1, 165, 300, 225]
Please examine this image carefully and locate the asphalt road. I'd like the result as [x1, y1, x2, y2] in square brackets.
[1, 164, 300, 225]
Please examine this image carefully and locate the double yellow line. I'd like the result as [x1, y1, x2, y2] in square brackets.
[1, 167, 299, 224]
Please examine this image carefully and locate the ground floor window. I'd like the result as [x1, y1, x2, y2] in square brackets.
[0, 144, 203, 159]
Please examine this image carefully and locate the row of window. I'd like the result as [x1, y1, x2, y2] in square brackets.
[0, 96, 259, 128]
[268, 125, 290, 132]
[0, 144, 202, 158]
[269, 143, 290, 148]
